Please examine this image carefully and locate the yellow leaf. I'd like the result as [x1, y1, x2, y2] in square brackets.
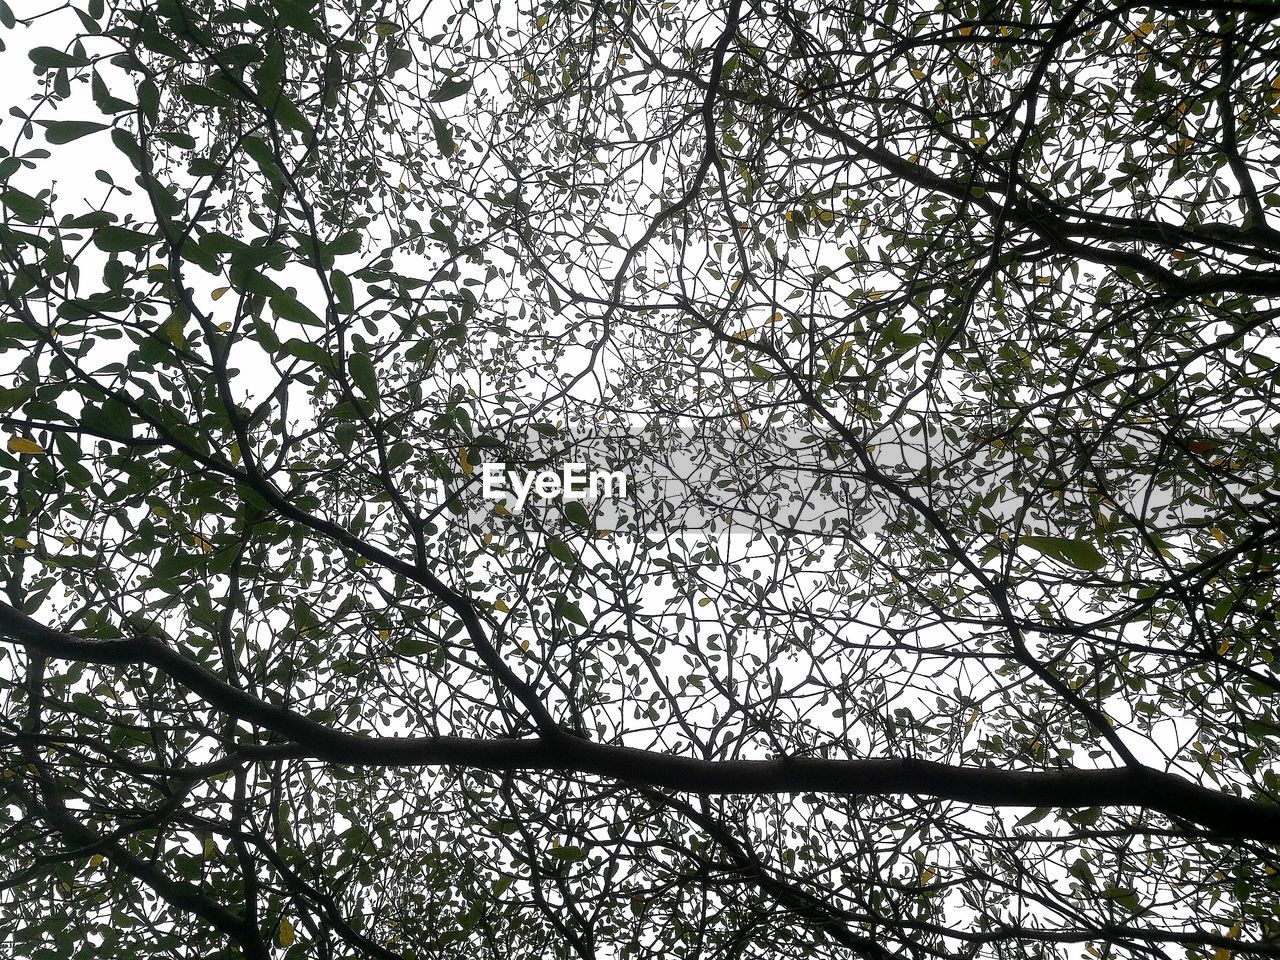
[1218, 639, 1230, 656]
[7, 437, 45, 455]
[164, 316, 185, 349]
[12, 538, 31, 549]
[920, 867, 936, 885]
[958, 26, 971, 36]
[459, 447, 473, 475]
[62, 535, 76, 546]
[493, 502, 510, 517]
[818, 210, 834, 222]
[697, 597, 711, 607]
[230, 441, 241, 466]
[89, 854, 104, 868]
[520, 639, 530, 650]
[211, 286, 230, 300]
[493, 600, 509, 613]
[277, 918, 295, 948]
[1212, 527, 1225, 544]
[911, 69, 925, 80]
[595, 529, 612, 539]
[375, 20, 398, 36]
[218, 321, 231, 331]
[1125, 21, 1154, 43]
[734, 327, 756, 340]
[193, 534, 212, 554]
[1214, 922, 1241, 960]
[203, 837, 216, 859]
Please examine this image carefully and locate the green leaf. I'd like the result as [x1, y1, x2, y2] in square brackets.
[431, 78, 472, 102]
[38, 120, 109, 144]
[1022, 535, 1105, 572]
[430, 114, 455, 156]
[394, 636, 436, 656]
[93, 225, 155, 253]
[1, 189, 48, 223]
[282, 337, 331, 367]
[549, 846, 586, 862]
[272, 94, 313, 135]
[272, 0, 326, 38]
[154, 130, 197, 150]
[80, 398, 133, 439]
[66, 211, 116, 228]
[1015, 807, 1052, 827]
[547, 537, 576, 566]
[564, 501, 591, 529]
[179, 83, 229, 108]
[330, 270, 354, 313]
[325, 232, 361, 256]
[29, 46, 88, 69]
[271, 292, 324, 327]
[347, 351, 378, 405]
[90, 71, 132, 113]
[1103, 885, 1140, 913]
[110, 128, 144, 169]
[555, 597, 588, 627]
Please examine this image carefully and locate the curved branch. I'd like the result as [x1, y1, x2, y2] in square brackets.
[4, 601, 1279, 845]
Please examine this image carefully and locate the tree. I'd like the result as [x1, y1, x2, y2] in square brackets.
[1, 0, 1279, 956]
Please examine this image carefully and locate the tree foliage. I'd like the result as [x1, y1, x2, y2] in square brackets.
[2, 0, 1280, 957]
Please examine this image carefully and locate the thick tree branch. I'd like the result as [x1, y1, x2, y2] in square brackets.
[4, 601, 1279, 845]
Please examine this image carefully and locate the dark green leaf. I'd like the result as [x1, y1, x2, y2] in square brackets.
[1, 189, 47, 223]
[271, 292, 324, 327]
[29, 47, 88, 70]
[431, 78, 472, 102]
[38, 120, 110, 144]
[1022, 536, 1105, 572]
[93, 225, 155, 253]
[347, 351, 378, 405]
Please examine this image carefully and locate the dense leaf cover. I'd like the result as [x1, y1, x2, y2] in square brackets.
[2, 0, 1280, 957]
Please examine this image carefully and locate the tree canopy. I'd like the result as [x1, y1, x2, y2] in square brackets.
[2, 0, 1280, 957]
